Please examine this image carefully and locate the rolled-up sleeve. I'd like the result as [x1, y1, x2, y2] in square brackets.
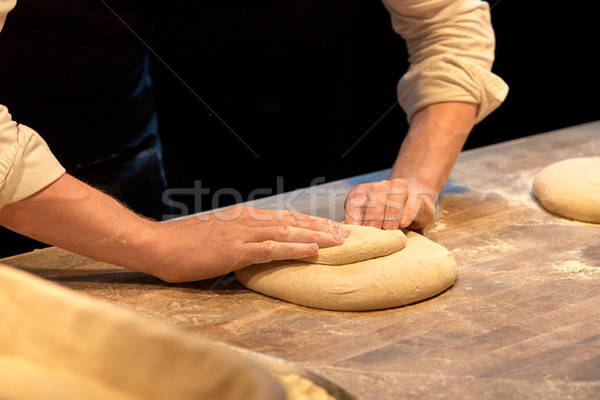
[0, 1, 65, 210]
[382, 0, 509, 124]
[0, 106, 65, 209]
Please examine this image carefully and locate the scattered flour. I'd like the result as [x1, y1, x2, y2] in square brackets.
[550, 259, 599, 280]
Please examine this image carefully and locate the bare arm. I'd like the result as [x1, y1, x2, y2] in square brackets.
[390, 102, 476, 197]
[344, 0, 506, 229]
[345, 102, 475, 229]
[0, 174, 346, 282]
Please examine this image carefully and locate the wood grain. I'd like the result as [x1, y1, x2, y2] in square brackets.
[2, 121, 600, 399]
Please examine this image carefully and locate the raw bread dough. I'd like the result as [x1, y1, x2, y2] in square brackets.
[533, 157, 600, 223]
[295, 224, 407, 265]
[236, 230, 457, 311]
[0, 264, 285, 400]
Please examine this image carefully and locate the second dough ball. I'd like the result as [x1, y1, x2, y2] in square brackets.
[533, 157, 600, 223]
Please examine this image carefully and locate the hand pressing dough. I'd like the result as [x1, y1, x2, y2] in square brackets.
[295, 224, 407, 265]
[533, 157, 600, 223]
[236, 230, 457, 311]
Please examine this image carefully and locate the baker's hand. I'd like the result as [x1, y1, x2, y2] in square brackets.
[152, 205, 348, 282]
[344, 179, 435, 230]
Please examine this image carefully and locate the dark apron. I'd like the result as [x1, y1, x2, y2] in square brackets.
[0, 0, 168, 220]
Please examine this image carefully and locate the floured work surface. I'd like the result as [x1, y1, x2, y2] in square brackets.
[2, 122, 600, 399]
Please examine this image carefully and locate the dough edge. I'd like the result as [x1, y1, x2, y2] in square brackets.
[295, 224, 407, 265]
[236, 231, 458, 311]
[533, 157, 600, 223]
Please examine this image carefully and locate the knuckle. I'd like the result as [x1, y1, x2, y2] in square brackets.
[347, 195, 367, 208]
[389, 179, 408, 193]
[347, 188, 368, 200]
[390, 178, 407, 185]
[276, 225, 291, 239]
[366, 195, 387, 208]
[262, 241, 278, 262]
[248, 242, 274, 264]
[383, 209, 402, 221]
[282, 210, 298, 224]
[368, 181, 389, 193]
[385, 202, 404, 215]
[345, 207, 364, 220]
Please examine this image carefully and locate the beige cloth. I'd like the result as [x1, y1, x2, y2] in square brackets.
[0, 0, 507, 210]
[383, 0, 508, 124]
[0, 263, 284, 400]
[0, 106, 65, 210]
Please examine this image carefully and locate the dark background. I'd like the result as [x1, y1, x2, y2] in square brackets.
[151, 0, 599, 215]
[0, 1, 598, 257]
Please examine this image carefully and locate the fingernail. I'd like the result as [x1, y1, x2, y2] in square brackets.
[400, 216, 409, 228]
[341, 230, 350, 238]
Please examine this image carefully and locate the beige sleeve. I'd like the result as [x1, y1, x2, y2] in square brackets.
[0, 106, 66, 209]
[0, 0, 16, 31]
[382, 0, 509, 124]
[0, 1, 64, 209]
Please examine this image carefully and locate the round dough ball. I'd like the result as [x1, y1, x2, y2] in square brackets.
[533, 157, 600, 223]
[295, 224, 407, 265]
[236, 231, 457, 311]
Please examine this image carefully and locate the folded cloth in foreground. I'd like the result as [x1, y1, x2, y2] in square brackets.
[0, 263, 284, 400]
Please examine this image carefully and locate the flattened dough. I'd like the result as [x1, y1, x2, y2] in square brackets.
[236, 231, 457, 311]
[533, 157, 600, 223]
[295, 224, 407, 265]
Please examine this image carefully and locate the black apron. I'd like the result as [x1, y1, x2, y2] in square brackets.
[0, 0, 168, 220]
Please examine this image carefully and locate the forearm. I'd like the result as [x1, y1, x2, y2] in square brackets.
[389, 102, 476, 198]
[0, 173, 161, 274]
[0, 173, 348, 283]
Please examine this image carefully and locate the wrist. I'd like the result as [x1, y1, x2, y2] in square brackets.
[390, 102, 476, 196]
[105, 217, 165, 277]
[387, 174, 440, 201]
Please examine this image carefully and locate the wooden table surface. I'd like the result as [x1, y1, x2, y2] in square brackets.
[3, 121, 600, 399]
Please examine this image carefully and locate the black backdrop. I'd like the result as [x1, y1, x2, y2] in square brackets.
[0, 1, 598, 257]
[151, 0, 599, 215]
[152, 0, 409, 215]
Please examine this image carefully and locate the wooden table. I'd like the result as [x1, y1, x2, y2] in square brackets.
[3, 121, 600, 399]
